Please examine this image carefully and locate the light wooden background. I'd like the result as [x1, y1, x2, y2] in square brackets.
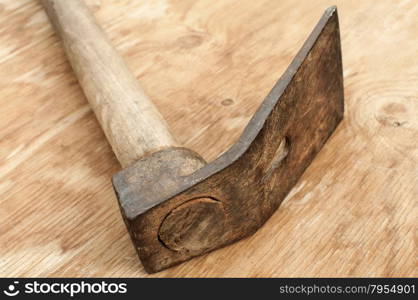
[0, 0, 417, 277]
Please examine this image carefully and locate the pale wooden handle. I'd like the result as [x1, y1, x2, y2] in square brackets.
[41, 0, 178, 167]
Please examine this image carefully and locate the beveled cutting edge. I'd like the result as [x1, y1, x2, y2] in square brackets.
[113, 6, 344, 273]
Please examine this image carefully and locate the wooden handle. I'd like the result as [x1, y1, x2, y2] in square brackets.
[41, 0, 178, 167]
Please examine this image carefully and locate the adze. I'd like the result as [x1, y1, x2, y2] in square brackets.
[41, 0, 344, 273]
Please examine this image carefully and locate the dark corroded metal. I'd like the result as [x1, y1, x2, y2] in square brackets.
[113, 6, 344, 273]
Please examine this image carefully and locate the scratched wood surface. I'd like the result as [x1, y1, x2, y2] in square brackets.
[0, 0, 417, 277]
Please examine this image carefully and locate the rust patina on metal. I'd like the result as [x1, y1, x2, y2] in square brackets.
[113, 6, 344, 273]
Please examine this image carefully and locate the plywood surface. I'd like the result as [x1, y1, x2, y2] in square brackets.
[0, 0, 417, 277]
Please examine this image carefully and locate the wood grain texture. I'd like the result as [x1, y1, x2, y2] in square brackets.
[0, 0, 417, 277]
[116, 9, 345, 273]
[41, 0, 178, 167]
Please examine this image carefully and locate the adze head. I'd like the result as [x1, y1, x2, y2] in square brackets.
[112, 6, 344, 273]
